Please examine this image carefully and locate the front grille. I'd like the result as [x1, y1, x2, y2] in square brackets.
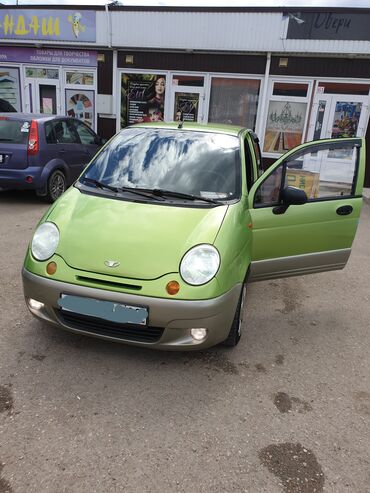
[76, 276, 142, 291]
[58, 310, 164, 343]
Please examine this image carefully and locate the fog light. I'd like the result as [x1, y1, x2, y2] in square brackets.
[28, 298, 44, 310]
[26, 176, 33, 183]
[191, 328, 207, 342]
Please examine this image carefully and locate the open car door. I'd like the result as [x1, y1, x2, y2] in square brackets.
[248, 138, 365, 281]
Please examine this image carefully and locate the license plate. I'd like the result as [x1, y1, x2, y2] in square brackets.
[58, 294, 148, 326]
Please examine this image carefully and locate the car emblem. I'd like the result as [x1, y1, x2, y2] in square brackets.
[104, 260, 120, 268]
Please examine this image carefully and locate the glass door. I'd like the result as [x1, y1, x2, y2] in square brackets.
[24, 67, 60, 115]
[308, 94, 369, 140]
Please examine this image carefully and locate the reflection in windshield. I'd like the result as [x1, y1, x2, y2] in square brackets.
[81, 128, 240, 200]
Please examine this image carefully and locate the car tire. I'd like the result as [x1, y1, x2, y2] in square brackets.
[44, 170, 66, 203]
[222, 283, 247, 347]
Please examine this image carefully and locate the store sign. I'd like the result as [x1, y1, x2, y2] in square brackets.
[0, 9, 96, 42]
[0, 46, 97, 67]
[286, 12, 370, 41]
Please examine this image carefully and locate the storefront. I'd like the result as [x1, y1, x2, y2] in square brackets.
[0, 8, 98, 129]
[115, 52, 370, 177]
[1, 5, 370, 184]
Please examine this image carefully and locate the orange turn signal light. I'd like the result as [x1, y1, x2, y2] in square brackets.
[166, 280, 180, 295]
[46, 262, 57, 275]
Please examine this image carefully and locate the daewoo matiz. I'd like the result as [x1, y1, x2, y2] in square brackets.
[22, 123, 365, 349]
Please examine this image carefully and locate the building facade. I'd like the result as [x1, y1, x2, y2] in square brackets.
[1, 5, 370, 184]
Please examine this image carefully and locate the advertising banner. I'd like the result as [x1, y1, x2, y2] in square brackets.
[0, 46, 97, 67]
[121, 74, 166, 128]
[0, 10, 96, 42]
[286, 12, 370, 41]
[66, 89, 94, 128]
[174, 92, 199, 122]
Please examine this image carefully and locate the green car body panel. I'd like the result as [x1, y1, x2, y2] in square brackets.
[22, 123, 366, 349]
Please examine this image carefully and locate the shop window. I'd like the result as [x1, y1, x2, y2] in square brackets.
[66, 72, 94, 86]
[120, 73, 166, 128]
[0, 67, 21, 112]
[263, 80, 311, 155]
[318, 82, 370, 96]
[25, 67, 59, 79]
[272, 82, 308, 97]
[208, 78, 260, 129]
[172, 75, 204, 87]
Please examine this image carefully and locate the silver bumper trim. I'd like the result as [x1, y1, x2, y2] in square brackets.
[22, 268, 242, 350]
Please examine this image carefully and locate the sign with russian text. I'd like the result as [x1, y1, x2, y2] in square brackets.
[0, 46, 97, 67]
[286, 12, 370, 41]
[0, 10, 96, 42]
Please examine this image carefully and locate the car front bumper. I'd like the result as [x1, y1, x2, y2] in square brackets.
[22, 268, 242, 350]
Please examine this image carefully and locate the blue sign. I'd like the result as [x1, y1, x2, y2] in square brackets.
[0, 10, 96, 42]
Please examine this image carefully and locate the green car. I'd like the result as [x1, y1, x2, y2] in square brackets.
[22, 123, 365, 350]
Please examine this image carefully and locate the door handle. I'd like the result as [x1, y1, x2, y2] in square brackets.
[336, 205, 353, 216]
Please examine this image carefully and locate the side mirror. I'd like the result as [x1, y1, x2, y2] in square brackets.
[273, 186, 307, 215]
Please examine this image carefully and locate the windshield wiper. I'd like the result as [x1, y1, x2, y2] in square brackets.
[150, 188, 220, 204]
[119, 185, 164, 201]
[81, 177, 119, 193]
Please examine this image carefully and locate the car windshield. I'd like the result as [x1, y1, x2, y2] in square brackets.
[0, 119, 30, 144]
[80, 127, 241, 201]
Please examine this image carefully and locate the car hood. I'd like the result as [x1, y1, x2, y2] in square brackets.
[48, 187, 228, 280]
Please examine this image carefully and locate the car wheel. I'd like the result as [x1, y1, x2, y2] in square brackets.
[222, 283, 247, 347]
[44, 170, 66, 203]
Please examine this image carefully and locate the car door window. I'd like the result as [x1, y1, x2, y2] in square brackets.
[52, 120, 79, 144]
[45, 121, 56, 144]
[73, 121, 97, 145]
[254, 140, 360, 207]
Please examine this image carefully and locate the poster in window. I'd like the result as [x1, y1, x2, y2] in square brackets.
[313, 100, 326, 141]
[0, 67, 21, 111]
[66, 89, 94, 128]
[120, 74, 165, 128]
[174, 93, 199, 122]
[42, 97, 53, 114]
[263, 101, 306, 153]
[66, 71, 94, 85]
[331, 101, 362, 139]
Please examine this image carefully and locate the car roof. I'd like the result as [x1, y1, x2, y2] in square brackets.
[132, 122, 248, 137]
[0, 113, 75, 122]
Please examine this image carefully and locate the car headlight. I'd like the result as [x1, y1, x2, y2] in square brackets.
[31, 222, 59, 261]
[180, 244, 220, 286]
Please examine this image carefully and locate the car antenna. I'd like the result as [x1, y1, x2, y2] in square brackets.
[177, 111, 184, 129]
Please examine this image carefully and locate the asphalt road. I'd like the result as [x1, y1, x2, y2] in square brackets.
[0, 190, 369, 493]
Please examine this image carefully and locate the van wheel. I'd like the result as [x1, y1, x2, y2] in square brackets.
[222, 284, 247, 347]
[44, 170, 66, 203]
